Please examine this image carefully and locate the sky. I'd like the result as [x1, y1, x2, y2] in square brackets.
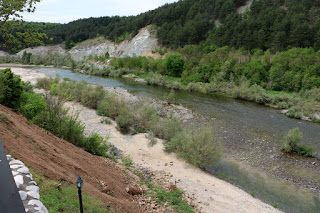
[22, 0, 179, 24]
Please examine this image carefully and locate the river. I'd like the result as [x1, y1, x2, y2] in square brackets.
[21, 67, 320, 212]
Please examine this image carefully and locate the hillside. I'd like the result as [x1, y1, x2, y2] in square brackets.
[43, 0, 320, 51]
[0, 104, 142, 213]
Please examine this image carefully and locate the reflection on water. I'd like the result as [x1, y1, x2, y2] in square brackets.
[32, 67, 320, 213]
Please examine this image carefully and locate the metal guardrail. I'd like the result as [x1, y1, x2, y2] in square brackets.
[0, 138, 25, 212]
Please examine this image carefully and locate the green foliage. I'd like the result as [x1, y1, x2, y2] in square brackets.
[151, 117, 182, 141]
[145, 72, 166, 86]
[0, 68, 23, 108]
[97, 94, 126, 119]
[164, 54, 185, 77]
[164, 126, 222, 169]
[22, 51, 32, 64]
[121, 155, 134, 168]
[84, 133, 110, 156]
[20, 92, 47, 120]
[281, 128, 316, 157]
[147, 184, 195, 213]
[146, 131, 157, 147]
[100, 117, 112, 124]
[0, 0, 49, 53]
[0, 113, 10, 124]
[115, 110, 134, 134]
[166, 89, 176, 104]
[31, 171, 111, 213]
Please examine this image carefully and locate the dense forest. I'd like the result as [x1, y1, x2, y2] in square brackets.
[0, 22, 60, 53]
[41, 0, 320, 51]
[1, 0, 319, 52]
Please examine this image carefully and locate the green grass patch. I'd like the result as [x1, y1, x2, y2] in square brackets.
[30, 170, 112, 213]
[147, 183, 195, 213]
[265, 90, 292, 95]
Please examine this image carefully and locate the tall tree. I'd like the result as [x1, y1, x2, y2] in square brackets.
[0, 0, 46, 52]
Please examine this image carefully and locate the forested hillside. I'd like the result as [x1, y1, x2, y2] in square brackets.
[0, 22, 60, 53]
[43, 0, 320, 51]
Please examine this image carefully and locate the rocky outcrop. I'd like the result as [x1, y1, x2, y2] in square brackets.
[69, 37, 116, 61]
[17, 44, 67, 57]
[0, 50, 9, 56]
[16, 26, 159, 61]
[115, 27, 158, 58]
[237, 0, 253, 14]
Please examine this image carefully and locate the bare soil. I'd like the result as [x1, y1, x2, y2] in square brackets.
[0, 105, 142, 213]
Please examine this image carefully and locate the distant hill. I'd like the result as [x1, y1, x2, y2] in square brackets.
[44, 0, 320, 51]
[1, 0, 320, 52]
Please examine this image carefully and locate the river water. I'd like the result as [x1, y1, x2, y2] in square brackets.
[30, 67, 320, 212]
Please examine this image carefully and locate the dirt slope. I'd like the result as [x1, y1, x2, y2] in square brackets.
[0, 104, 142, 213]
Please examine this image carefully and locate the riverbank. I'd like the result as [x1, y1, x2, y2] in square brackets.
[6, 66, 284, 213]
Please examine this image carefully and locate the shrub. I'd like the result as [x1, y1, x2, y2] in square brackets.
[132, 104, 160, 132]
[115, 110, 134, 134]
[166, 89, 176, 104]
[150, 117, 182, 141]
[97, 94, 126, 119]
[281, 128, 316, 157]
[20, 92, 47, 120]
[0, 69, 23, 108]
[145, 72, 166, 86]
[164, 54, 185, 77]
[146, 131, 157, 147]
[84, 133, 109, 156]
[164, 126, 222, 169]
[80, 85, 105, 109]
[100, 117, 112, 124]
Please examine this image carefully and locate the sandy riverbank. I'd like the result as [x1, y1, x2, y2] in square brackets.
[7, 67, 282, 213]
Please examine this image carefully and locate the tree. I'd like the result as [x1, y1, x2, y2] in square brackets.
[164, 53, 185, 77]
[0, 0, 46, 52]
[0, 68, 23, 108]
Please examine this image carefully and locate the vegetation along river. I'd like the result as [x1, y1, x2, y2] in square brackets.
[30, 67, 320, 213]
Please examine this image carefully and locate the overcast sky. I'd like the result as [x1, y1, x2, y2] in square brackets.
[22, 0, 178, 23]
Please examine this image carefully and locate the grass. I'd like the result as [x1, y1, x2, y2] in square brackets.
[147, 183, 195, 213]
[0, 113, 10, 124]
[30, 170, 112, 213]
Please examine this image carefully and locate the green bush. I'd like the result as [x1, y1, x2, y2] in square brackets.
[164, 126, 222, 169]
[115, 110, 134, 134]
[145, 72, 166, 86]
[97, 94, 126, 119]
[0, 69, 23, 108]
[80, 85, 105, 109]
[132, 104, 160, 132]
[281, 128, 316, 157]
[20, 92, 47, 120]
[150, 117, 182, 141]
[164, 54, 185, 77]
[84, 133, 109, 156]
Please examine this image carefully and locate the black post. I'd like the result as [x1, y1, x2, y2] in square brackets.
[78, 187, 83, 213]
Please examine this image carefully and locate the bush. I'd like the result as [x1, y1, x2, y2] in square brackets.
[164, 54, 185, 77]
[115, 110, 134, 134]
[145, 72, 166, 86]
[97, 94, 126, 119]
[150, 117, 182, 141]
[20, 92, 47, 120]
[164, 126, 222, 169]
[146, 131, 157, 147]
[281, 128, 316, 157]
[0, 69, 23, 108]
[84, 133, 109, 156]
